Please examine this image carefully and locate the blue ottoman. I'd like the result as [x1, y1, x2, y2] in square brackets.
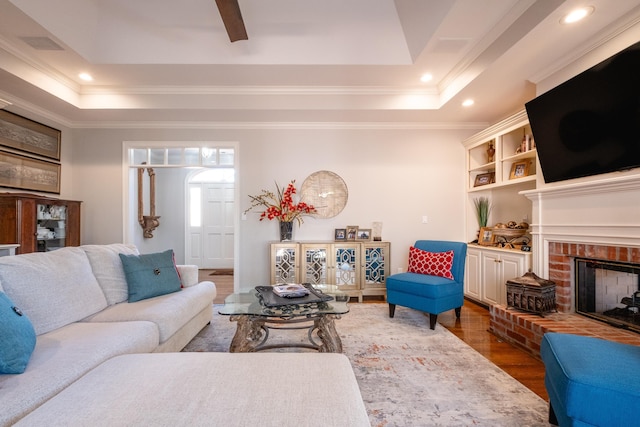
[540, 332, 640, 426]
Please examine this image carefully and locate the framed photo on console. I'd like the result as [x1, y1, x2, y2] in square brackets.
[334, 228, 346, 241]
[478, 227, 495, 246]
[356, 228, 371, 241]
[346, 225, 358, 241]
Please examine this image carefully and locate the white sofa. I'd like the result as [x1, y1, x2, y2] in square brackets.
[0, 244, 217, 426]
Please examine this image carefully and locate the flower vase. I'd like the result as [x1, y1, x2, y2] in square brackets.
[279, 221, 293, 241]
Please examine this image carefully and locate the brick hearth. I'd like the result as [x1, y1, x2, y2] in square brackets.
[489, 242, 640, 356]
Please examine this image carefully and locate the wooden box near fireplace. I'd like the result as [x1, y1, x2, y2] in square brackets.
[506, 270, 556, 316]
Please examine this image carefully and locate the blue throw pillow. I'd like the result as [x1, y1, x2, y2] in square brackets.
[119, 249, 182, 302]
[0, 292, 36, 374]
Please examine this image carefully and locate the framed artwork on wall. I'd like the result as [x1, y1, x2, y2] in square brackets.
[0, 151, 61, 193]
[0, 110, 61, 161]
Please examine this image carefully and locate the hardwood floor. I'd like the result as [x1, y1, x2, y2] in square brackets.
[201, 270, 548, 401]
[437, 299, 548, 401]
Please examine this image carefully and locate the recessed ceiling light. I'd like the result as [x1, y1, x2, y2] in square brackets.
[462, 99, 474, 107]
[561, 6, 594, 24]
[79, 72, 93, 82]
[420, 73, 433, 82]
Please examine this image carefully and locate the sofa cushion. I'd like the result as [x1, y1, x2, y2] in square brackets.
[541, 332, 640, 427]
[0, 292, 36, 374]
[119, 250, 182, 302]
[0, 247, 108, 335]
[407, 246, 454, 279]
[82, 243, 139, 305]
[13, 353, 370, 427]
[84, 282, 216, 343]
[0, 321, 159, 427]
[386, 272, 461, 298]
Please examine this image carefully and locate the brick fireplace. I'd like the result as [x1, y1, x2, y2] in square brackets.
[548, 242, 640, 313]
[489, 175, 640, 356]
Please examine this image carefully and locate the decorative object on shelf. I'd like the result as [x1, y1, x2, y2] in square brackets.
[334, 228, 346, 241]
[372, 221, 383, 241]
[509, 160, 530, 179]
[0, 110, 61, 161]
[279, 221, 293, 241]
[137, 163, 160, 238]
[492, 220, 530, 249]
[478, 227, 495, 246]
[299, 170, 348, 219]
[473, 197, 492, 228]
[244, 179, 317, 241]
[473, 172, 494, 187]
[486, 140, 495, 163]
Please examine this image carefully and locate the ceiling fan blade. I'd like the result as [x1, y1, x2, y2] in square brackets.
[215, 0, 248, 42]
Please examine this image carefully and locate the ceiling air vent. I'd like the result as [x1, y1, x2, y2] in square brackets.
[20, 36, 64, 51]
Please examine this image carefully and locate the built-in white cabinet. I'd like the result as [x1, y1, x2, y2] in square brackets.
[463, 109, 538, 305]
[465, 245, 531, 306]
[270, 241, 390, 302]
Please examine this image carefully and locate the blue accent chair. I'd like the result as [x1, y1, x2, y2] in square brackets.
[541, 332, 640, 426]
[386, 240, 467, 330]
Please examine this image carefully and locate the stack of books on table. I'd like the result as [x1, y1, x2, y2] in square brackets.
[272, 283, 310, 298]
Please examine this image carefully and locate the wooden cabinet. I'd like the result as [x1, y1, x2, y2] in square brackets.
[465, 245, 531, 306]
[0, 193, 81, 254]
[270, 241, 390, 302]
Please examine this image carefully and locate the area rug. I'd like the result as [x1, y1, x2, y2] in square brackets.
[183, 303, 550, 426]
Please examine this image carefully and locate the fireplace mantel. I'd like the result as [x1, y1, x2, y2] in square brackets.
[521, 174, 640, 279]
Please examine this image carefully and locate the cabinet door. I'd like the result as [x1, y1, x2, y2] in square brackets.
[270, 243, 300, 284]
[361, 242, 389, 290]
[481, 251, 501, 305]
[301, 243, 330, 285]
[465, 248, 482, 301]
[332, 243, 360, 291]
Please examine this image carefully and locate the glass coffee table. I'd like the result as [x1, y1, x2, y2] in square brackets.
[218, 284, 349, 353]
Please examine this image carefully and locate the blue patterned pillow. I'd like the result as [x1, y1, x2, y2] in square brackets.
[119, 249, 182, 302]
[0, 292, 36, 374]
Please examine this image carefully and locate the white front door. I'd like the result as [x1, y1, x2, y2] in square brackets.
[187, 170, 235, 269]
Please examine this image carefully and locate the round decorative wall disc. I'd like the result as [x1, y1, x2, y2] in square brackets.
[300, 170, 348, 219]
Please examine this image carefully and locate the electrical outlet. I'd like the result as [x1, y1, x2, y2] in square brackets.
[397, 267, 403, 273]
[422, 215, 428, 224]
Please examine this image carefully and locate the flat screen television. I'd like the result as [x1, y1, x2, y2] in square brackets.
[525, 40, 640, 183]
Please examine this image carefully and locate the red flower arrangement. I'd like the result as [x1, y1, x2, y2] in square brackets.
[244, 180, 317, 225]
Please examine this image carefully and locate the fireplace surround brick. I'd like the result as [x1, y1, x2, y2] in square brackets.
[489, 242, 640, 357]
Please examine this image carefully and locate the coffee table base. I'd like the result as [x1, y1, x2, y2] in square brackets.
[229, 313, 343, 353]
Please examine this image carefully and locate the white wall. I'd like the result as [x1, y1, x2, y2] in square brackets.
[70, 126, 474, 291]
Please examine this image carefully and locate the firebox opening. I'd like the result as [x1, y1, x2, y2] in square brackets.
[575, 258, 640, 333]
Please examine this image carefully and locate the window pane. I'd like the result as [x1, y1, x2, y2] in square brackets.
[201, 148, 217, 166]
[190, 187, 201, 227]
[184, 148, 200, 165]
[167, 148, 182, 165]
[131, 149, 148, 165]
[149, 149, 165, 165]
[219, 148, 234, 165]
